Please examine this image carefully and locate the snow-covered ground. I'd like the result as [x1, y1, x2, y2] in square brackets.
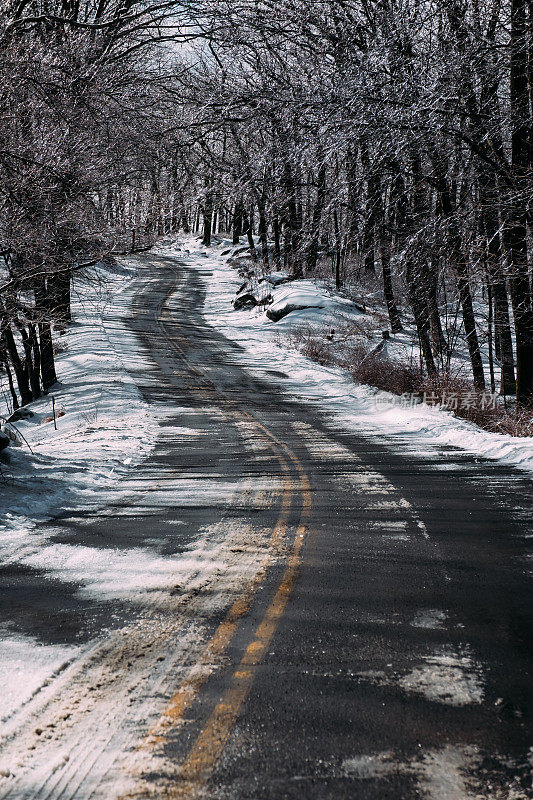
[0, 260, 157, 533]
[0, 633, 82, 727]
[159, 235, 533, 476]
[0, 259, 161, 725]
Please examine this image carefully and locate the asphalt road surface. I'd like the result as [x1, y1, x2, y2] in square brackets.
[1, 253, 532, 800]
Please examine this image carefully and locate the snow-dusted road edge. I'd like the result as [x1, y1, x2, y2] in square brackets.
[0, 258, 165, 725]
[161, 236, 533, 477]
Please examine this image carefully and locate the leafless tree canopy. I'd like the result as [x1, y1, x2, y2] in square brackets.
[1, 0, 532, 408]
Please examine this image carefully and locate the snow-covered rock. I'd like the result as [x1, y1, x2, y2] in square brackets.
[266, 282, 355, 322]
[260, 271, 290, 287]
[233, 292, 258, 310]
[266, 285, 327, 321]
[8, 407, 35, 423]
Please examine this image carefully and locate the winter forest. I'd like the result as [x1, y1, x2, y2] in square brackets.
[1, 0, 533, 417]
[2, 3, 533, 795]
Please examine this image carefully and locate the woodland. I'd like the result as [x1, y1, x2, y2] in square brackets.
[1, 0, 532, 412]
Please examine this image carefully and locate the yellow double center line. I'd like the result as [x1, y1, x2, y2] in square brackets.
[140, 437, 293, 747]
[128, 271, 312, 798]
[174, 425, 312, 798]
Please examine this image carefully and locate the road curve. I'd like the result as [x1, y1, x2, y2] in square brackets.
[1, 254, 532, 800]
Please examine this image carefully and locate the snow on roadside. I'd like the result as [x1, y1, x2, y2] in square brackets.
[161, 236, 533, 476]
[0, 632, 82, 726]
[0, 257, 164, 733]
[1, 258, 158, 537]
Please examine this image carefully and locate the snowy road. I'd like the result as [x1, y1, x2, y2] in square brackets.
[1, 253, 532, 799]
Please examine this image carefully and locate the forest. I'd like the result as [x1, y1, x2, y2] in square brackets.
[1, 0, 532, 414]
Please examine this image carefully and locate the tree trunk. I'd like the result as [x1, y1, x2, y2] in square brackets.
[482, 203, 516, 394]
[435, 171, 486, 389]
[493, 281, 516, 394]
[273, 214, 281, 269]
[346, 148, 360, 252]
[333, 206, 342, 290]
[257, 196, 270, 269]
[5, 361, 19, 411]
[232, 198, 243, 244]
[241, 207, 258, 262]
[180, 206, 190, 235]
[29, 323, 41, 398]
[377, 181, 402, 333]
[38, 322, 58, 391]
[48, 269, 71, 327]
[456, 262, 486, 390]
[282, 161, 302, 278]
[380, 240, 403, 333]
[202, 186, 213, 247]
[394, 158, 435, 374]
[360, 139, 377, 273]
[16, 322, 41, 399]
[509, 0, 533, 403]
[3, 327, 33, 405]
[507, 215, 533, 404]
[0, 345, 20, 410]
[306, 159, 327, 274]
[426, 258, 447, 358]
[35, 279, 58, 392]
[487, 284, 496, 394]
[405, 261, 437, 376]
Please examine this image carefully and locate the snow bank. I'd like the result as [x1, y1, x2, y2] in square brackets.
[0, 259, 165, 727]
[1, 259, 158, 536]
[161, 236, 533, 476]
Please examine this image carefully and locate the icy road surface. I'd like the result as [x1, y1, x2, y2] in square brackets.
[0, 252, 532, 800]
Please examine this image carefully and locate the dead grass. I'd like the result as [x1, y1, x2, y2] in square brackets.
[420, 375, 533, 435]
[278, 322, 533, 438]
[351, 352, 421, 396]
[280, 320, 420, 395]
[489, 408, 533, 437]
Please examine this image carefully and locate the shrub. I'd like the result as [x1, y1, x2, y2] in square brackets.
[277, 321, 533, 438]
[351, 353, 422, 396]
[491, 408, 533, 438]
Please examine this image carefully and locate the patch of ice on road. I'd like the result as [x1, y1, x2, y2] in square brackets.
[18, 525, 246, 602]
[418, 745, 480, 800]
[342, 751, 396, 778]
[0, 633, 80, 723]
[356, 645, 484, 707]
[14, 509, 269, 603]
[342, 744, 526, 799]
[172, 427, 202, 436]
[382, 532, 411, 542]
[399, 647, 484, 706]
[19, 543, 191, 600]
[368, 519, 410, 531]
[411, 609, 447, 629]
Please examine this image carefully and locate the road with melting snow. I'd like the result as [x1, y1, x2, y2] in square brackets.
[0, 253, 532, 800]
